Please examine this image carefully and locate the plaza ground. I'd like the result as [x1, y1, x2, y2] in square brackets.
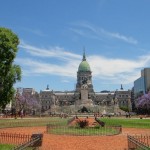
[0, 126, 150, 150]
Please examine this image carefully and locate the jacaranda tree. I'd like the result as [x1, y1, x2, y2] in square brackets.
[15, 91, 40, 116]
[136, 92, 150, 114]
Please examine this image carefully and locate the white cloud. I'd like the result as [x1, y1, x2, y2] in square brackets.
[70, 22, 138, 44]
[20, 41, 81, 61]
[16, 43, 150, 85]
[89, 55, 144, 76]
[88, 55, 150, 84]
[61, 80, 70, 83]
[69, 28, 85, 36]
[21, 27, 47, 37]
[16, 58, 79, 78]
[102, 30, 138, 44]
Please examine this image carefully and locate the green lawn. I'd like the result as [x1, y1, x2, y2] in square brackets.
[48, 126, 119, 136]
[100, 118, 150, 128]
[0, 117, 150, 129]
[0, 117, 68, 128]
[0, 144, 14, 150]
[0, 144, 34, 150]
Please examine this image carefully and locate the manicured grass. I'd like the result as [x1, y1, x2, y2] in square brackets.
[0, 144, 14, 149]
[48, 126, 119, 136]
[100, 118, 150, 128]
[0, 117, 150, 129]
[0, 117, 68, 128]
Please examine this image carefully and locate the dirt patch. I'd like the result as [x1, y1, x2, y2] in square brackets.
[0, 126, 46, 134]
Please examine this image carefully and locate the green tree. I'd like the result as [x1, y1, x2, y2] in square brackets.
[0, 27, 21, 108]
[119, 106, 129, 112]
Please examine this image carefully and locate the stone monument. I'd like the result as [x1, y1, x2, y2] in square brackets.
[76, 77, 93, 108]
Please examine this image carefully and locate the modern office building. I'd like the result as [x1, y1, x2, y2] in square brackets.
[134, 68, 150, 98]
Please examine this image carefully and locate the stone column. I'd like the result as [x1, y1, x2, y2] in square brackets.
[81, 89, 88, 101]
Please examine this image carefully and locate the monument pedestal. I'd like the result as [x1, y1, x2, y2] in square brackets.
[76, 84, 93, 108]
[76, 99, 93, 107]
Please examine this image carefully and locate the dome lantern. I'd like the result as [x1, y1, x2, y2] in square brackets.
[78, 51, 91, 72]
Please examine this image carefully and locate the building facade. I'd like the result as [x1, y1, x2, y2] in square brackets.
[40, 52, 132, 114]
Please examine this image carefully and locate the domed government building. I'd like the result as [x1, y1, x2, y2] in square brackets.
[40, 52, 132, 114]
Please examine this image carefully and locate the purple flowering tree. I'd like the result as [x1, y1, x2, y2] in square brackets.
[136, 92, 150, 114]
[15, 92, 40, 116]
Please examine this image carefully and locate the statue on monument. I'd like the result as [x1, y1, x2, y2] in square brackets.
[81, 77, 88, 89]
[82, 77, 87, 84]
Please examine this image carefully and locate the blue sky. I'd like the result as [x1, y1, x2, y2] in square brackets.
[1, 0, 150, 92]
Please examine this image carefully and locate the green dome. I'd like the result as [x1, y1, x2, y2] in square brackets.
[78, 60, 91, 72]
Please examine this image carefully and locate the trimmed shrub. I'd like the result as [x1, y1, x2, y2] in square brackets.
[76, 119, 89, 128]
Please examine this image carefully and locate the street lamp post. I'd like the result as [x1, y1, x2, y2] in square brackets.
[39, 94, 42, 118]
